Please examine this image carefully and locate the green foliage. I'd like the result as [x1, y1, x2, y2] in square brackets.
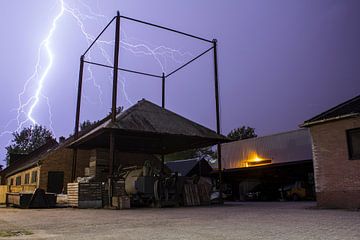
[80, 120, 99, 132]
[227, 126, 257, 141]
[165, 147, 216, 162]
[5, 125, 54, 166]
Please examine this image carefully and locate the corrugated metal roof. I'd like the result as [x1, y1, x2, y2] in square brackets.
[221, 129, 312, 169]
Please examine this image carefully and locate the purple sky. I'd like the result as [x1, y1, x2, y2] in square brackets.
[1, 0, 360, 166]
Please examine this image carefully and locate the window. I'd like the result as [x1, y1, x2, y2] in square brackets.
[9, 178, 13, 186]
[25, 173, 30, 184]
[15, 176, 21, 186]
[347, 128, 360, 160]
[31, 171, 38, 183]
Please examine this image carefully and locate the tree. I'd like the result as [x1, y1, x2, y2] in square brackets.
[80, 120, 99, 132]
[165, 146, 216, 162]
[227, 126, 257, 141]
[5, 125, 54, 166]
[0, 164, 3, 171]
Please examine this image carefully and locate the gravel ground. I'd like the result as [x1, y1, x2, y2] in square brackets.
[0, 202, 359, 240]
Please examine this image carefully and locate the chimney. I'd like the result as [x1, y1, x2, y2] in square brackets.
[59, 136, 66, 143]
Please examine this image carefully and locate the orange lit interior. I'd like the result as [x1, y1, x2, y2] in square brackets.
[229, 151, 272, 168]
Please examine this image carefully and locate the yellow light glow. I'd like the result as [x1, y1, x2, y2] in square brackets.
[244, 151, 271, 167]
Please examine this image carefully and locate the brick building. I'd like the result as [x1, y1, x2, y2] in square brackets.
[0, 139, 91, 193]
[302, 94, 360, 208]
[0, 138, 162, 194]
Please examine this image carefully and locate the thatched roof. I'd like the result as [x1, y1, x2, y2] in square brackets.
[68, 99, 228, 154]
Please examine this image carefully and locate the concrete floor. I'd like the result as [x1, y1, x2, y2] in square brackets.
[0, 202, 359, 240]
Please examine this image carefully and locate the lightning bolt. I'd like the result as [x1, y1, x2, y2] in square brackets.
[1, 0, 193, 146]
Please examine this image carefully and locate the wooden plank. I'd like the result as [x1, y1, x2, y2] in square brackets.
[0, 185, 8, 204]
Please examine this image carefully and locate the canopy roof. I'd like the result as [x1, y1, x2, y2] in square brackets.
[68, 99, 229, 154]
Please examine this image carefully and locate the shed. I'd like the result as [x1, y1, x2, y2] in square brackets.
[166, 158, 213, 177]
[68, 99, 228, 154]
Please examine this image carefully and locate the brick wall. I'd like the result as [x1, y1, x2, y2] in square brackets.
[39, 148, 91, 192]
[309, 117, 360, 208]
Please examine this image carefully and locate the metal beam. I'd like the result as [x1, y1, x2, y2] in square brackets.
[71, 55, 85, 181]
[212, 39, 223, 200]
[83, 16, 116, 56]
[162, 73, 165, 108]
[83, 60, 162, 79]
[112, 11, 120, 122]
[120, 15, 213, 44]
[166, 46, 214, 78]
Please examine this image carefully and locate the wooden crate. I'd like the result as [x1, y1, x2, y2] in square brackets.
[68, 182, 102, 208]
[9, 185, 36, 193]
[0, 185, 8, 204]
[112, 196, 130, 209]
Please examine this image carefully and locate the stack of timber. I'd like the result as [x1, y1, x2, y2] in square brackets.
[88, 149, 109, 182]
[197, 177, 212, 205]
[68, 182, 102, 208]
[112, 195, 130, 209]
[112, 180, 126, 196]
[183, 177, 212, 206]
[183, 184, 200, 206]
[111, 180, 130, 209]
[197, 184, 211, 205]
[0, 185, 8, 204]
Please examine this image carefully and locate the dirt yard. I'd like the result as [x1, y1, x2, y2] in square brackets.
[0, 202, 359, 240]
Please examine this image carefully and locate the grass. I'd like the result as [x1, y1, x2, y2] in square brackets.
[0, 230, 33, 237]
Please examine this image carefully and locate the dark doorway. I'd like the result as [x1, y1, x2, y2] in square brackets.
[47, 171, 64, 193]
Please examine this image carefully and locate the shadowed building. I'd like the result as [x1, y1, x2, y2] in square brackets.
[166, 158, 213, 177]
[0, 99, 227, 197]
[219, 129, 314, 201]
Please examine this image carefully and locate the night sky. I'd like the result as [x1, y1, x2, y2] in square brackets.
[1, 0, 360, 166]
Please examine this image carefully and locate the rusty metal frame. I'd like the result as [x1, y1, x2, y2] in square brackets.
[71, 11, 223, 200]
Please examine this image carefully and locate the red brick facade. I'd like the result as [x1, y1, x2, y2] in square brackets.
[309, 117, 360, 208]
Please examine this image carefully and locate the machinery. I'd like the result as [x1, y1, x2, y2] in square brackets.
[116, 161, 184, 207]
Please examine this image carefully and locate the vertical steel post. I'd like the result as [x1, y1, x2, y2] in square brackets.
[71, 55, 85, 181]
[109, 11, 120, 174]
[109, 12, 121, 206]
[212, 39, 223, 200]
[111, 11, 120, 122]
[162, 73, 165, 108]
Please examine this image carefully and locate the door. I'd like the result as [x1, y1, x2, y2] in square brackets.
[47, 171, 64, 193]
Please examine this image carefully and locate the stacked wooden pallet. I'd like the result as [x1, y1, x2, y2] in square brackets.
[68, 182, 102, 208]
[112, 180, 126, 196]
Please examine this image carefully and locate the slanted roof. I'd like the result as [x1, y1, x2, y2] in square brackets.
[166, 158, 200, 176]
[165, 158, 213, 176]
[1, 139, 59, 177]
[302, 95, 360, 127]
[68, 99, 228, 154]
